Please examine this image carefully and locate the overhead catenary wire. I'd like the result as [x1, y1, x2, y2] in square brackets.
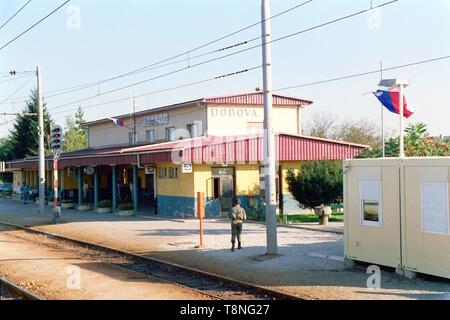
[273, 54, 450, 92]
[0, 75, 36, 108]
[10, 0, 314, 100]
[0, 73, 34, 84]
[49, 0, 399, 111]
[51, 66, 263, 115]
[0, 0, 71, 51]
[52, 52, 450, 118]
[0, 0, 33, 31]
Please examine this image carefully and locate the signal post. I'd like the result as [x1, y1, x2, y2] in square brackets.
[50, 125, 63, 224]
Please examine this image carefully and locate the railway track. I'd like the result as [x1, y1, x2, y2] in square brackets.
[0, 277, 43, 300]
[0, 221, 302, 300]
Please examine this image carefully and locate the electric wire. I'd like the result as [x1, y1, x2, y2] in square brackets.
[0, 0, 71, 51]
[49, 0, 399, 111]
[10, 0, 314, 100]
[0, 0, 33, 31]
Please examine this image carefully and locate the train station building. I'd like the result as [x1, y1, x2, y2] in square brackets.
[6, 92, 366, 217]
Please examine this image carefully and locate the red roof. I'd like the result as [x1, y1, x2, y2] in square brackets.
[204, 92, 313, 106]
[7, 134, 367, 170]
[84, 93, 313, 126]
[120, 134, 366, 163]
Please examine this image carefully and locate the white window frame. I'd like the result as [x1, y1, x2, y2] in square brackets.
[169, 167, 179, 179]
[421, 181, 449, 236]
[187, 123, 199, 138]
[146, 129, 155, 144]
[129, 132, 137, 145]
[166, 127, 175, 141]
[158, 167, 168, 179]
[360, 180, 383, 227]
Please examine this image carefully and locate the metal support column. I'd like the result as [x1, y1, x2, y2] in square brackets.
[112, 166, 117, 212]
[133, 165, 138, 212]
[77, 167, 82, 208]
[94, 168, 99, 208]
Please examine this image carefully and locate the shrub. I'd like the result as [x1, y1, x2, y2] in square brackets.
[245, 197, 266, 221]
[286, 161, 343, 209]
[97, 200, 112, 208]
[119, 203, 134, 211]
[2, 190, 12, 197]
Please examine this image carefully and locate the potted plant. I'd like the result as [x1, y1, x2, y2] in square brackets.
[117, 203, 135, 216]
[286, 161, 343, 225]
[77, 202, 91, 212]
[61, 199, 76, 209]
[96, 200, 113, 214]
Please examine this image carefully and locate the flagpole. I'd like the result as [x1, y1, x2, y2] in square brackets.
[399, 84, 405, 158]
[380, 60, 385, 158]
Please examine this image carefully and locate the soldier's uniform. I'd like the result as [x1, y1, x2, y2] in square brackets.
[228, 204, 247, 251]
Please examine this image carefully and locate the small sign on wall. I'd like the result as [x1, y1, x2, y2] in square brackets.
[182, 163, 193, 174]
[145, 166, 156, 175]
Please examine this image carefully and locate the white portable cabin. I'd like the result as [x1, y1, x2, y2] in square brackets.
[344, 158, 450, 279]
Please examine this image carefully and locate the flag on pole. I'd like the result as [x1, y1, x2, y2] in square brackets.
[373, 88, 414, 118]
[109, 117, 125, 127]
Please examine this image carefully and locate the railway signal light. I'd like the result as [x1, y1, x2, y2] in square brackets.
[50, 125, 63, 153]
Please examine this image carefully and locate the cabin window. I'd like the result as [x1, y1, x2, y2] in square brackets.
[360, 180, 382, 227]
[421, 181, 449, 235]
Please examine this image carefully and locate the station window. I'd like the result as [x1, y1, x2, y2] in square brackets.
[159, 167, 168, 179]
[169, 167, 179, 179]
[129, 132, 137, 145]
[166, 127, 175, 141]
[187, 123, 199, 138]
[146, 129, 155, 144]
[360, 180, 382, 226]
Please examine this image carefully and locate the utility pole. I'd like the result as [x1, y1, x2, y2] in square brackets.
[36, 66, 46, 214]
[262, 0, 278, 255]
[131, 97, 137, 145]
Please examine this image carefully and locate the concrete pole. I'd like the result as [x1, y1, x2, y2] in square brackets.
[262, 0, 278, 255]
[37, 66, 46, 214]
[112, 166, 117, 212]
[399, 85, 405, 158]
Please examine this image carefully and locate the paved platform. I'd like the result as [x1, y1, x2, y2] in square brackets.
[0, 198, 449, 300]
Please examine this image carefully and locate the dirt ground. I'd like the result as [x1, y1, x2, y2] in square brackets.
[1, 198, 450, 300]
[0, 227, 211, 300]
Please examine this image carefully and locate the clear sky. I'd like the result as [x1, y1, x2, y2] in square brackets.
[1, 0, 450, 138]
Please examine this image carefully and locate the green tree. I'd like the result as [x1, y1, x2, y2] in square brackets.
[286, 161, 343, 209]
[357, 123, 450, 158]
[63, 107, 87, 152]
[7, 90, 53, 159]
